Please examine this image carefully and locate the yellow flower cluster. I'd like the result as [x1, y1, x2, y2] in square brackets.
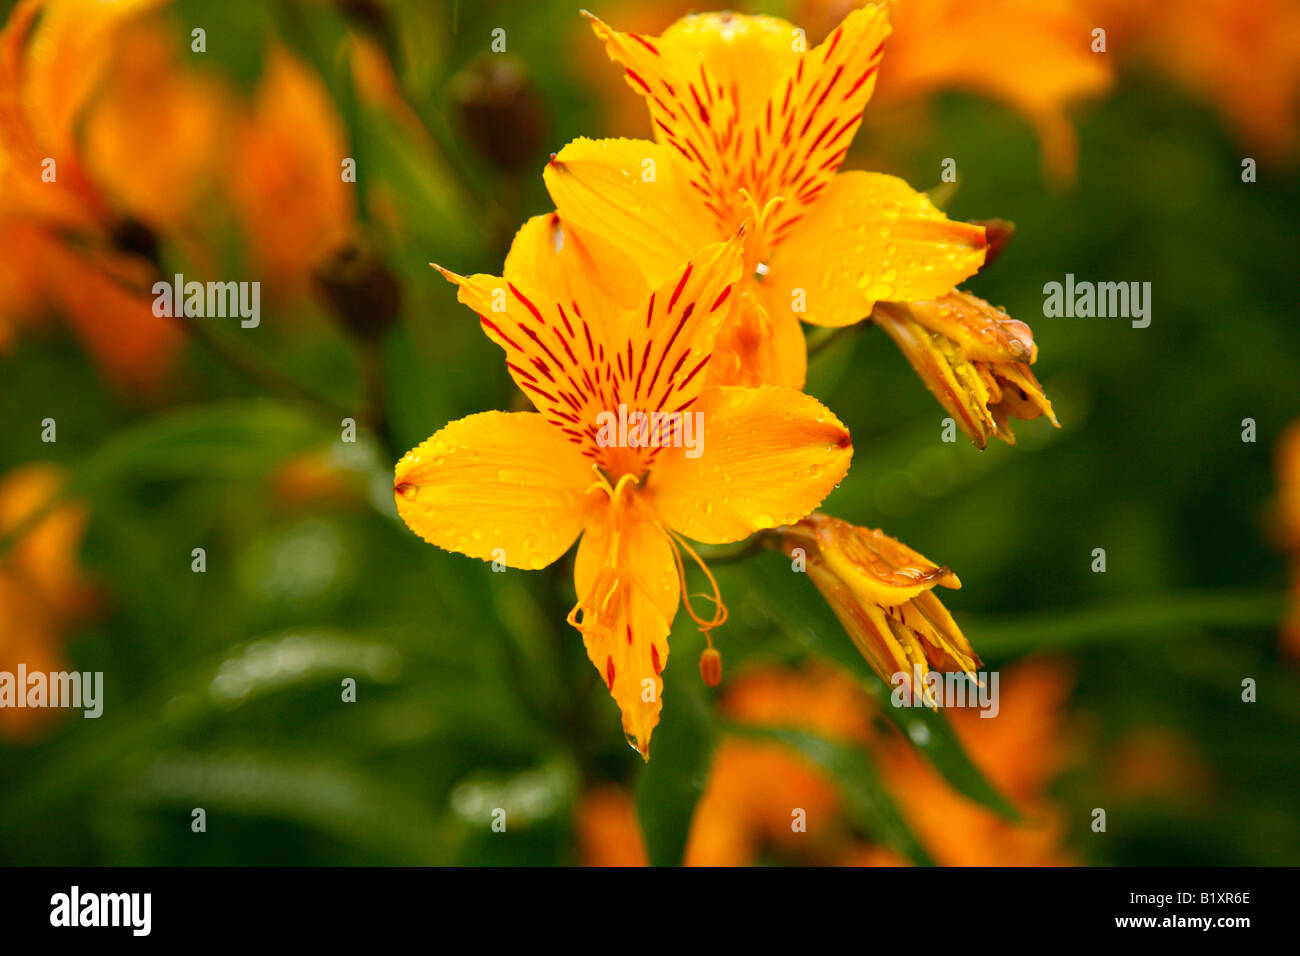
[395, 4, 1059, 756]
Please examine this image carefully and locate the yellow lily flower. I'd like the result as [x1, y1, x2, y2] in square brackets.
[395, 221, 854, 756]
[544, 5, 987, 389]
[779, 512, 979, 694]
[873, 290, 1059, 448]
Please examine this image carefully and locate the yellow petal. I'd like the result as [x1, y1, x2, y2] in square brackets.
[648, 384, 852, 544]
[797, 514, 960, 608]
[657, 13, 802, 127]
[874, 296, 1058, 448]
[437, 232, 743, 479]
[543, 136, 717, 284]
[393, 411, 592, 569]
[572, 493, 679, 757]
[583, 13, 743, 230]
[503, 212, 649, 343]
[753, 4, 891, 240]
[708, 288, 808, 389]
[873, 301, 998, 447]
[761, 170, 987, 328]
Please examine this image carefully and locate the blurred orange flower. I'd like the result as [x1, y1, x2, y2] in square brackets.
[1083, 0, 1300, 160]
[1276, 421, 1300, 659]
[0, 464, 94, 740]
[229, 46, 358, 300]
[0, 0, 225, 391]
[802, 0, 1111, 180]
[869, 657, 1074, 866]
[575, 658, 1073, 866]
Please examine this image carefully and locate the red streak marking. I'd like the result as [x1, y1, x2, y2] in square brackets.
[509, 283, 545, 323]
[479, 316, 521, 352]
[668, 263, 694, 313]
[678, 353, 711, 392]
[842, 63, 878, 102]
[690, 84, 710, 124]
[629, 33, 659, 55]
[625, 69, 651, 94]
[824, 26, 842, 62]
[556, 302, 574, 336]
[520, 381, 558, 403]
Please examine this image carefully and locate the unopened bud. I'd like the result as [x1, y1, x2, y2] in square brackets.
[451, 55, 546, 173]
[313, 240, 401, 343]
[699, 647, 722, 687]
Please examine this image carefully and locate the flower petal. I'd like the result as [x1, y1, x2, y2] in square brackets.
[648, 384, 852, 544]
[503, 211, 649, 342]
[905, 291, 1036, 364]
[708, 289, 807, 389]
[572, 497, 679, 757]
[437, 231, 743, 476]
[761, 170, 986, 328]
[543, 136, 717, 283]
[656, 13, 802, 126]
[754, 4, 891, 240]
[583, 13, 743, 229]
[393, 411, 592, 569]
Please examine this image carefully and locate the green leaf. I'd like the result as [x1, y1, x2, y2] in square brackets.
[123, 748, 447, 864]
[635, 659, 717, 867]
[78, 399, 331, 486]
[729, 725, 933, 866]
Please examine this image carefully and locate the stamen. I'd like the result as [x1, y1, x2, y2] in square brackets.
[664, 526, 728, 638]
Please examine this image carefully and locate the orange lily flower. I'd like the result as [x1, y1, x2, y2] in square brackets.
[861, 657, 1075, 866]
[394, 220, 853, 756]
[799, 0, 1111, 181]
[779, 512, 980, 691]
[575, 659, 1073, 866]
[0, 0, 219, 391]
[0, 464, 95, 740]
[874, 290, 1058, 448]
[229, 46, 358, 301]
[545, 5, 987, 389]
[1082, 0, 1300, 161]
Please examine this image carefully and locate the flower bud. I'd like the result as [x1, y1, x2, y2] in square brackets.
[700, 647, 723, 687]
[451, 55, 547, 174]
